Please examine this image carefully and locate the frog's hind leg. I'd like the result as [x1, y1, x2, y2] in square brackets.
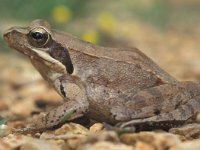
[117, 95, 200, 131]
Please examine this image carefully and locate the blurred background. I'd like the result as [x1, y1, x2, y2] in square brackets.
[1, 0, 200, 80]
[0, 0, 200, 124]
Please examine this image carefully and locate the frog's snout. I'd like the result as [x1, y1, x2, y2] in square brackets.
[3, 29, 11, 43]
[4, 26, 28, 43]
[3, 27, 17, 44]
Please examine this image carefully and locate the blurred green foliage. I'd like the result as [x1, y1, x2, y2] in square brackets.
[0, 0, 200, 51]
[0, 0, 92, 51]
[0, 0, 90, 21]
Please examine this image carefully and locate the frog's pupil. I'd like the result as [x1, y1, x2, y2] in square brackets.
[28, 28, 50, 47]
[32, 32, 43, 40]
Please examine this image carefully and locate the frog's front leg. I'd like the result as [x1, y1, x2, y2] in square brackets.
[112, 81, 200, 131]
[14, 75, 89, 133]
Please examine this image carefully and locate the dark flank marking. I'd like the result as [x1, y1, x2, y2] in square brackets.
[60, 82, 66, 97]
[154, 109, 160, 115]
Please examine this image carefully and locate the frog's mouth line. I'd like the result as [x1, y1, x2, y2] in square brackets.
[29, 48, 68, 74]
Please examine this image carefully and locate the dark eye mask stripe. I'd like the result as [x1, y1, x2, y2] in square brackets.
[49, 42, 74, 74]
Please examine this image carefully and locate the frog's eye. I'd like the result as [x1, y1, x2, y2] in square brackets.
[28, 27, 50, 47]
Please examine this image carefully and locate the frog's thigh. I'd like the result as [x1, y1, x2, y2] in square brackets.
[111, 83, 178, 121]
[111, 82, 200, 123]
[118, 95, 200, 128]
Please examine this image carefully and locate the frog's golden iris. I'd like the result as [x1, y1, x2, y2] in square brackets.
[28, 27, 50, 47]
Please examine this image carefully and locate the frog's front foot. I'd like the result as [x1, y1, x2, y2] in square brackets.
[12, 127, 43, 134]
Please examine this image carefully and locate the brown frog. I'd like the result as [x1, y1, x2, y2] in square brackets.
[3, 19, 200, 133]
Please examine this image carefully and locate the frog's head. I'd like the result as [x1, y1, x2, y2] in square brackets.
[4, 20, 74, 79]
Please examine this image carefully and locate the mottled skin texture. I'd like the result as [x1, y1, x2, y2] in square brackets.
[3, 20, 200, 133]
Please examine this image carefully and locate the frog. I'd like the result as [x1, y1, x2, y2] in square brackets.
[3, 19, 200, 133]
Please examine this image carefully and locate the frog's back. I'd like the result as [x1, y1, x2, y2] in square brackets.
[54, 30, 176, 84]
[101, 46, 177, 84]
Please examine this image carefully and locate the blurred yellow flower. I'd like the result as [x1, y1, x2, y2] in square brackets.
[82, 30, 99, 44]
[52, 5, 72, 23]
[97, 12, 117, 33]
[120, 21, 140, 36]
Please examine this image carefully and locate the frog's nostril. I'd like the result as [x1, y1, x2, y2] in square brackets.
[3, 27, 22, 42]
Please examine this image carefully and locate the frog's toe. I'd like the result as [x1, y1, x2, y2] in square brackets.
[12, 127, 43, 134]
[103, 122, 115, 130]
[103, 122, 136, 133]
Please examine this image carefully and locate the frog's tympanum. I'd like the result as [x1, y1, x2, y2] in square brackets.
[4, 20, 200, 133]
